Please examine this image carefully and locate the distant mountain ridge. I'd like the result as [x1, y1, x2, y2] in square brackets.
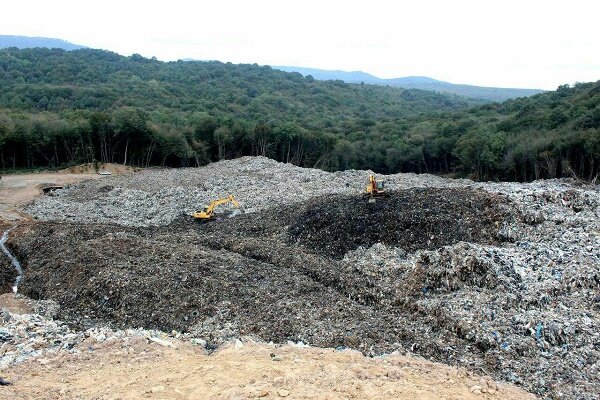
[0, 35, 85, 51]
[274, 66, 544, 102]
[0, 35, 542, 102]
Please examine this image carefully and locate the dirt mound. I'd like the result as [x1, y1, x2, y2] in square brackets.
[2, 338, 534, 400]
[288, 188, 510, 258]
[58, 162, 138, 175]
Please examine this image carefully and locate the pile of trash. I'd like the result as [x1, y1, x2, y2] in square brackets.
[287, 188, 510, 258]
[407, 242, 523, 293]
[9, 222, 405, 352]
[9, 156, 600, 399]
[25, 157, 365, 226]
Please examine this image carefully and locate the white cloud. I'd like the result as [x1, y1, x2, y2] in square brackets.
[2, 0, 599, 89]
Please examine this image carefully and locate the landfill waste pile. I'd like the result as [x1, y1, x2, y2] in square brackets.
[1, 309, 535, 400]
[287, 188, 509, 258]
[2, 156, 599, 399]
[25, 156, 470, 227]
[0, 255, 15, 294]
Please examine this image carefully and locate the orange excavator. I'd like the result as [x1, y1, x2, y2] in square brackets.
[364, 174, 390, 202]
[192, 195, 241, 221]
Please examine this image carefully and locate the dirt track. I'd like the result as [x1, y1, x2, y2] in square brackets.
[0, 172, 99, 222]
[0, 163, 134, 222]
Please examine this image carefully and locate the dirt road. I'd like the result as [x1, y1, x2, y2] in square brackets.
[0, 163, 134, 222]
[0, 172, 98, 221]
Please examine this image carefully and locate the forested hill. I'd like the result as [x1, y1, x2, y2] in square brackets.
[0, 47, 476, 169]
[402, 81, 600, 181]
[0, 48, 474, 116]
[0, 47, 598, 182]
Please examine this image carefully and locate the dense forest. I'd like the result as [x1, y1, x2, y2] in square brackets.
[0, 47, 599, 181]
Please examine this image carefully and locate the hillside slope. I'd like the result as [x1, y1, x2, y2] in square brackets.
[0, 48, 598, 183]
[0, 47, 475, 170]
[0, 48, 473, 116]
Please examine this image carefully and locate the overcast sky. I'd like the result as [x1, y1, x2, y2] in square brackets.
[3, 0, 599, 90]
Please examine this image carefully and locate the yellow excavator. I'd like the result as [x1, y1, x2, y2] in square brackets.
[364, 174, 390, 202]
[192, 195, 241, 221]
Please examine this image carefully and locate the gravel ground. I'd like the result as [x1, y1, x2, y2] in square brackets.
[7, 156, 600, 399]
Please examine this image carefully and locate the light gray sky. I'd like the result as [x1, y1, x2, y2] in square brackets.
[3, 0, 599, 89]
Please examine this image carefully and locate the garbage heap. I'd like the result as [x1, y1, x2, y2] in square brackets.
[6, 156, 600, 400]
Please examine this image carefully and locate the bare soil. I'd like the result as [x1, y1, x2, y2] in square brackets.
[2, 338, 533, 400]
[0, 163, 135, 222]
[0, 293, 33, 313]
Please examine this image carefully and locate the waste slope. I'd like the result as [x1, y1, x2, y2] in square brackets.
[11, 222, 410, 352]
[0, 224, 18, 294]
[0, 255, 17, 294]
[288, 188, 510, 258]
[10, 215, 590, 399]
[9, 174, 600, 400]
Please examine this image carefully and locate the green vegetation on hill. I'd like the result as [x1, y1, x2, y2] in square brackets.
[0, 47, 598, 181]
[0, 48, 474, 169]
[369, 82, 600, 181]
